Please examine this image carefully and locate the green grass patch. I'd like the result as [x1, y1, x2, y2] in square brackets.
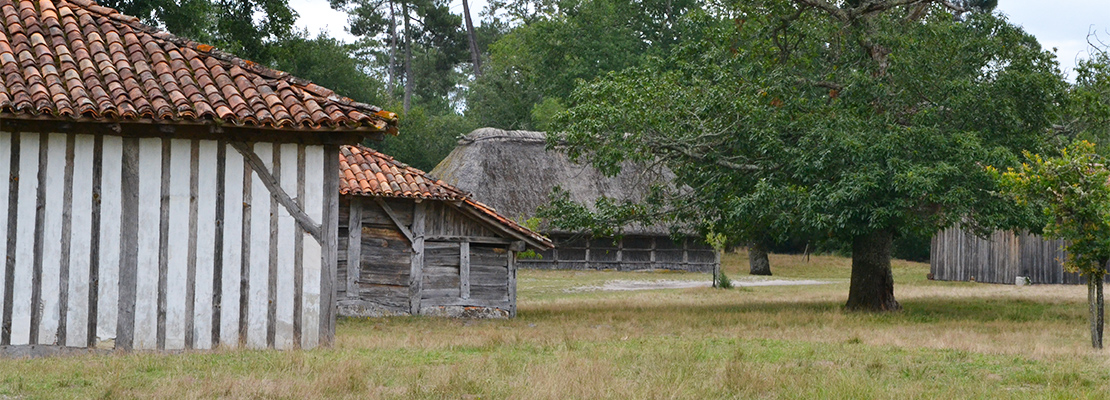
[2, 251, 1108, 399]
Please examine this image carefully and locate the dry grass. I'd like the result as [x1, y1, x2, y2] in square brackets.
[3, 251, 1110, 399]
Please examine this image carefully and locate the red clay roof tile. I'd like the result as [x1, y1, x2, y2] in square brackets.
[338, 144, 552, 249]
[0, 0, 398, 133]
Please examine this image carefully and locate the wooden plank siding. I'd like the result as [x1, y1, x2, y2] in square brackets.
[337, 197, 517, 318]
[519, 235, 717, 273]
[930, 227, 1093, 285]
[0, 131, 335, 351]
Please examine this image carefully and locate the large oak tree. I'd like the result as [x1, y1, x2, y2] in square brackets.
[550, 0, 1066, 311]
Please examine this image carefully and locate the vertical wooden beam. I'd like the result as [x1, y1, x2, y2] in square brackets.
[616, 237, 623, 271]
[508, 252, 517, 318]
[346, 198, 362, 299]
[56, 134, 75, 346]
[459, 241, 470, 300]
[267, 147, 280, 348]
[87, 135, 105, 347]
[409, 202, 426, 315]
[1, 131, 18, 346]
[293, 144, 305, 348]
[28, 133, 48, 345]
[320, 145, 339, 345]
[115, 137, 138, 350]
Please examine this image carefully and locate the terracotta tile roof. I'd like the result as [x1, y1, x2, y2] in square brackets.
[339, 144, 553, 249]
[0, 0, 398, 132]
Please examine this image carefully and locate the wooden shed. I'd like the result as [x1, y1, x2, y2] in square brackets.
[337, 145, 552, 318]
[431, 128, 719, 272]
[0, 0, 397, 352]
[931, 227, 1095, 285]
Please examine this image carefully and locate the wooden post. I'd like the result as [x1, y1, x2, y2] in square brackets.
[320, 145, 339, 346]
[508, 251, 517, 318]
[409, 202, 426, 315]
[346, 198, 362, 299]
[460, 241, 470, 300]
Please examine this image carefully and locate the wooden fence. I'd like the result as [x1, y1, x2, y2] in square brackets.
[930, 228, 1087, 285]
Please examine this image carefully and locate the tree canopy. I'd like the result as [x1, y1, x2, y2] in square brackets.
[549, 0, 1067, 311]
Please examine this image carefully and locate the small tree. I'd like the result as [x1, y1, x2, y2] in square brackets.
[994, 141, 1110, 349]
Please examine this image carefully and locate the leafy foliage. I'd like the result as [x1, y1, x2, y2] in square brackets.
[548, 1, 1067, 309]
[467, 0, 701, 130]
[994, 142, 1110, 277]
[101, 0, 297, 63]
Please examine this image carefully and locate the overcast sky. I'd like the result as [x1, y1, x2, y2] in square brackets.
[288, 0, 1110, 78]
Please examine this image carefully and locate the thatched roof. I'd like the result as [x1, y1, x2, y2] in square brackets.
[430, 128, 675, 235]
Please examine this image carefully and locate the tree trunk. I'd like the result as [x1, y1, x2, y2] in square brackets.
[387, 0, 398, 95]
[461, 0, 482, 77]
[845, 230, 901, 312]
[748, 241, 771, 276]
[1090, 261, 1105, 349]
[401, 0, 414, 113]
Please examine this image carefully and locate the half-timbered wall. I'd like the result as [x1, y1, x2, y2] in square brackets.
[0, 130, 337, 351]
[522, 235, 717, 272]
[338, 197, 516, 318]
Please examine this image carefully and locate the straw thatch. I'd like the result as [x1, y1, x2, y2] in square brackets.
[431, 128, 674, 235]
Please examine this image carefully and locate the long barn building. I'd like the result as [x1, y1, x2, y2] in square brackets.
[0, 0, 397, 351]
[431, 128, 719, 272]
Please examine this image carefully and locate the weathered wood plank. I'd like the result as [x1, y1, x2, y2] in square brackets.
[114, 137, 139, 350]
[163, 139, 191, 350]
[301, 145, 324, 349]
[409, 203, 426, 314]
[321, 145, 339, 346]
[247, 142, 272, 349]
[293, 144, 305, 348]
[375, 198, 414, 242]
[65, 134, 95, 347]
[346, 198, 362, 299]
[219, 143, 245, 348]
[357, 273, 409, 287]
[193, 140, 218, 350]
[133, 137, 162, 350]
[460, 241, 470, 300]
[508, 252, 516, 317]
[274, 143, 298, 350]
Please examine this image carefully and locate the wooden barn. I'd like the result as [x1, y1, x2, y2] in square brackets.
[931, 228, 1096, 285]
[337, 145, 552, 318]
[431, 128, 719, 272]
[0, 0, 397, 351]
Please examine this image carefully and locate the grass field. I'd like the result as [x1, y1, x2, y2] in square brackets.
[4, 252, 1110, 399]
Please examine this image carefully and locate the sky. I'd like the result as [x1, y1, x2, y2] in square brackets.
[288, 0, 1110, 78]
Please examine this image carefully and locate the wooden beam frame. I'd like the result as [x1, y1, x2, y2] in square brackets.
[374, 198, 414, 242]
[229, 142, 322, 243]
